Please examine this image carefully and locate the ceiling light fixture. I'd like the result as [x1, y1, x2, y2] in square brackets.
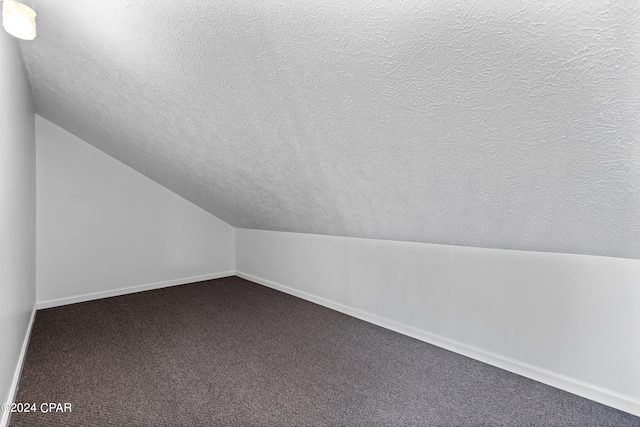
[2, 0, 36, 40]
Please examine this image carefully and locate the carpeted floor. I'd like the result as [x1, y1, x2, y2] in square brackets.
[9, 276, 640, 426]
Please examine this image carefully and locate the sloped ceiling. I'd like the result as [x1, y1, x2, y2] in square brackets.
[18, 0, 640, 259]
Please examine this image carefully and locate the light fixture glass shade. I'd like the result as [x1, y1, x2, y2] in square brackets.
[3, 0, 36, 40]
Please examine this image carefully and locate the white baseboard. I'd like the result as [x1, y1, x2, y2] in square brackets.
[1, 306, 37, 427]
[36, 271, 236, 310]
[235, 270, 640, 417]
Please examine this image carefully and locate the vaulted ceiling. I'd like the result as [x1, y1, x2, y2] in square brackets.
[18, 0, 640, 259]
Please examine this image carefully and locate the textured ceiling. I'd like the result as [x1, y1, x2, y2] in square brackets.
[18, 0, 640, 259]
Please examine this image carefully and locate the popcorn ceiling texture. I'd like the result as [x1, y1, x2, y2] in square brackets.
[19, 0, 640, 259]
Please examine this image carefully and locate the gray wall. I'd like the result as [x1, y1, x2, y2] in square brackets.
[36, 116, 235, 307]
[0, 31, 36, 426]
[236, 228, 640, 416]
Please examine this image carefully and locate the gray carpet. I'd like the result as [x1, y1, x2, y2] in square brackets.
[9, 276, 640, 426]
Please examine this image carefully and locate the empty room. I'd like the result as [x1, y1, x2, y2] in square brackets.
[1, 0, 639, 425]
